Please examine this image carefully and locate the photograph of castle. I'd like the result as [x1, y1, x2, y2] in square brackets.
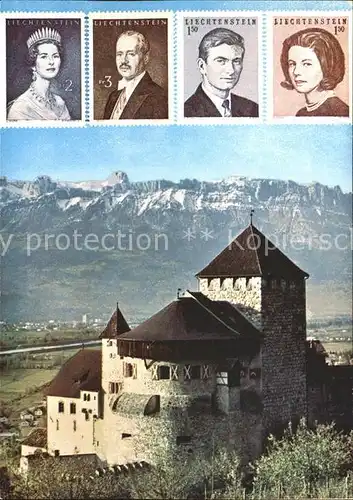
[18, 223, 352, 475]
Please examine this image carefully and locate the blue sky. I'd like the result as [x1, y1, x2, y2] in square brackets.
[2, 125, 352, 190]
[1, 0, 352, 191]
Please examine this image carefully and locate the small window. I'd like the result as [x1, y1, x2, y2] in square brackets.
[123, 362, 133, 378]
[96, 441, 99, 446]
[87, 394, 91, 402]
[144, 395, 160, 416]
[184, 365, 201, 381]
[85, 412, 89, 421]
[122, 433, 132, 439]
[190, 366, 201, 379]
[158, 365, 170, 380]
[56, 419, 59, 431]
[109, 382, 122, 394]
[54, 450, 59, 457]
[58, 402, 64, 413]
[249, 368, 261, 380]
[70, 403, 76, 414]
[176, 436, 192, 445]
[240, 368, 248, 379]
[73, 420, 77, 432]
[83, 394, 87, 401]
[228, 364, 240, 387]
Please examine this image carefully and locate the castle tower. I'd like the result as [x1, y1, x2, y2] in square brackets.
[196, 223, 309, 435]
[99, 304, 131, 396]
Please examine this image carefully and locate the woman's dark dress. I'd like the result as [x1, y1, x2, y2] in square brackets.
[296, 96, 349, 117]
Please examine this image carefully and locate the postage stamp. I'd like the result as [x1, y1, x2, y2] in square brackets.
[89, 11, 173, 125]
[269, 11, 352, 122]
[178, 11, 262, 124]
[0, 12, 85, 127]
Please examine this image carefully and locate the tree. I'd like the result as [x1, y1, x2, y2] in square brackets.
[252, 419, 353, 499]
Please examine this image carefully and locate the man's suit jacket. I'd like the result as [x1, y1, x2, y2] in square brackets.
[184, 84, 258, 118]
[103, 72, 168, 120]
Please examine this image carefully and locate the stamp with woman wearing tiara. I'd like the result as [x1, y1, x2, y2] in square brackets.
[1, 13, 85, 126]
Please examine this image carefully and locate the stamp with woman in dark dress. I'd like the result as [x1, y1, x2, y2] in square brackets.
[271, 13, 351, 120]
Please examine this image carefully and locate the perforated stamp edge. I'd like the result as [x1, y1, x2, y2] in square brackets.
[88, 10, 174, 126]
[176, 10, 264, 125]
[266, 10, 352, 124]
[0, 11, 87, 128]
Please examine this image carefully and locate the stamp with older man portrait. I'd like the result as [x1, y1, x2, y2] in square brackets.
[90, 11, 173, 124]
[1, 13, 85, 126]
[178, 11, 261, 123]
[270, 12, 352, 122]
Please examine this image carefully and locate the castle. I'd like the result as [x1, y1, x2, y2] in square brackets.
[19, 223, 353, 471]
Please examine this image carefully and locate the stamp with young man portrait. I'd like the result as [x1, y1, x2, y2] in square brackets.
[90, 11, 172, 124]
[179, 11, 261, 123]
[270, 12, 352, 121]
[2, 13, 84, 125]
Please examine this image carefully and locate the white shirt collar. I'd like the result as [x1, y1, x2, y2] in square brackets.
[201, 83, 231, 117]
[118, 71, 146, 102]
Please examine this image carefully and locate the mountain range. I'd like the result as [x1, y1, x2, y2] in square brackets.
[0, 171, 351, 322]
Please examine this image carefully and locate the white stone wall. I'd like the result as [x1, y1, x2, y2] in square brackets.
[47, 393, 98, 456]
[101, 339, 122, 395]
[21, 444, 46, 457]
[199, 277, 263, 328]
[97, 349, 263, 466]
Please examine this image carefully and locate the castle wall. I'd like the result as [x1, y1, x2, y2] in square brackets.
[97, 353, 262, 466]
[199, 277, 262, 328]
[101, 339, 122, 395]
[199, 276, 307, 437]
[261, 279, 307, 433]
[47, 391, 98, 456]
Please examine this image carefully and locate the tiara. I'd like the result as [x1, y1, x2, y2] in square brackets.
[27, 28, 61, 50]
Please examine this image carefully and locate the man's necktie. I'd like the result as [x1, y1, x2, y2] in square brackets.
[111, 87, 127, 119]
[222, 99, 231, 117]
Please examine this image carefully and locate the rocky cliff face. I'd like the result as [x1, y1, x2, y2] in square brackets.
[0, 172, 351, 321]
[0, 171, 350, 231]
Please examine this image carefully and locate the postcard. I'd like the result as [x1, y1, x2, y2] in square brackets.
[0, 0, 352, 498]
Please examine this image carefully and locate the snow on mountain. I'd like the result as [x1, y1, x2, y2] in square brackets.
[0, 171, 351, 236]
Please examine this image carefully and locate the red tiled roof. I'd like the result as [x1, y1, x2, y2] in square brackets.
[21, 428, 47, 448]
[99, 306, 130, 339]
[118, 292, 261, 342]
[45, 349, 101, 398]
[196, 224, 309, 279]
